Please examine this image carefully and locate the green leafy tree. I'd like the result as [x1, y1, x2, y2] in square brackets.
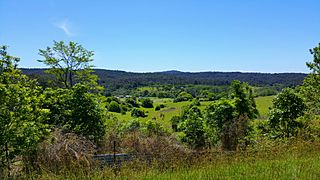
[0, 46, 49, 176]
[173, 91, 193, 102]
[140, 98, 154, 108]
[299, 43, 320, 115]
[43, 85, 107, 143]
[269, 88, 305, 138]
[230, 80, 258, 119]
[131, 108, 147, 118]
[178, 106, 205, 148]
[38, 41, 97, 88]
[125, 97, 140, 107]
[0, 45, 19, 73]
[205, 99, 237, 149]
[67, 84, 107, 142]
[108, 101, 121, 113]
[204, 81, 258, 150]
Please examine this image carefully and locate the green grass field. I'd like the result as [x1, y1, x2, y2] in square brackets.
[111, 96, 275, 128]
[255, 96, 275, 119]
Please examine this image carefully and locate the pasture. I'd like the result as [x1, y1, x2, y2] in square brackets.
[110, 95, 275, 128]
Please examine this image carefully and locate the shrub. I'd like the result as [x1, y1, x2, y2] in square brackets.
[155, 105, 161, 111]
[269, 88, 305, 138]
[140, 98, 154, 108]
[173, 92, 193, 102]
[131, 108, 147, 118]
[125, 97, 140, 108]
[108, 101, 121, 113]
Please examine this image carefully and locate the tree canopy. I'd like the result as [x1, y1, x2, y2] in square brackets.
[38, 41, 96, 88]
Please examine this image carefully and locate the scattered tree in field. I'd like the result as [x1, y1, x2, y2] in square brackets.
[38, 41, 97, 88]
[269, 88, 305, 138]
[140, 98, 154, 108]
[174, 91, 193, 102]
[125, 97, 140, 107]
[155, 105, 161, 111]
[108, 101, 121, 113]
[0, 46, 49, 176]
[131, 108, 147, 118]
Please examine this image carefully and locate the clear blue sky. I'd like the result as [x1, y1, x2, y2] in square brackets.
[1, 0, 319, 73]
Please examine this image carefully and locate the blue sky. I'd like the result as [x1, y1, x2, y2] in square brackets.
[1, 0, 319, 73]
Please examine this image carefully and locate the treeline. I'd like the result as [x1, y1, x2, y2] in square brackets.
[21, 68, 306, 94]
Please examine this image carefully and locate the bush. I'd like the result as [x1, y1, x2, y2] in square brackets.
[140, 98, 154, 108]
[108, 101, 121, 113]
[269, 88, 305, 138]
[131, 108, 147, 118]
[155, 105, 161, 111]
[121, 104, 128, 112]
[173, 92, 193, 102]
[191, 98, 201, 106]
[125, 97, 140, 107]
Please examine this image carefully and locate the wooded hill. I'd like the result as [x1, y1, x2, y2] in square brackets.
[21, 68, 307, 90]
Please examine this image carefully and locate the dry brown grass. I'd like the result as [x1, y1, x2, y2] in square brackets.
[35, 128, 97, 172]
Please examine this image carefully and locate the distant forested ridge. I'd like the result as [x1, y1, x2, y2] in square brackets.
[21, 68, 306, 91]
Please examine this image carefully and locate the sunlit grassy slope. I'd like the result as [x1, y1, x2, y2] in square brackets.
[110, 95, 275, 128]
[255, 96, 275, 119]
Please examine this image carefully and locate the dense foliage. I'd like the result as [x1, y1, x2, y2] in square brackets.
[0, 46, 49, 176]
[38, 41, 97, 88]
[269, 88, 305, 138]
[22, 68, 305, 95]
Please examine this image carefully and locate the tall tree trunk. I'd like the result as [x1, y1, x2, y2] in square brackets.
[69, 70, 73, 87]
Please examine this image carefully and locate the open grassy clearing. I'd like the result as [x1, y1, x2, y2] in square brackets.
[255, 96, 275, 119]
[110, 96, 275, 128]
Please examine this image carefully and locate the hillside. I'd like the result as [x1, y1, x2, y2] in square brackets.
[21, 68, 307, 91]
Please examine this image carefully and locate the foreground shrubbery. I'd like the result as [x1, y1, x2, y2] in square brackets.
[10, 139, 320, 179]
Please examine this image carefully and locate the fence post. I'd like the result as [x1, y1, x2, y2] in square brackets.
[113, 140, 118, 176]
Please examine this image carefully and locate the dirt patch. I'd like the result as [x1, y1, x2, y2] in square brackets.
[160, 107, 177, 113]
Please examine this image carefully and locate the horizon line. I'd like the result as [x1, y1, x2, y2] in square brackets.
[19, 67, 309, 74]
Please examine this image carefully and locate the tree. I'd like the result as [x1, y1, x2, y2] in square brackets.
[205, 99, 237, 150]
[0, 46, 49, 177]
[230, 80, 258, 119]
[0, 45, 19, 73]
[204, 81, 258, 151]
[269, 88, 305, 138]
[299, 43, 320, 115]
[178, 106, 205, 148]
[38, 41, 96, 88]
[43, 85, 107, 143]
[108, 101, 121, 113]
[140, 98, 154, 108]
[173, 91, 193, 102]
[67, 84, 107, 142]
[131, 108, 147, 118]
